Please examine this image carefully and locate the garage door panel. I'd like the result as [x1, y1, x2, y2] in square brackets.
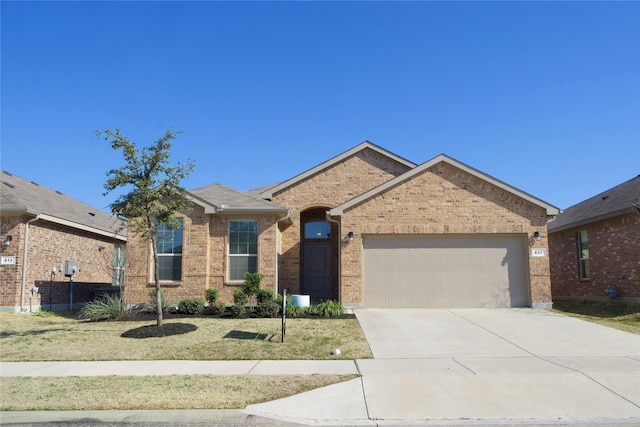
[363, 235, 528, 308]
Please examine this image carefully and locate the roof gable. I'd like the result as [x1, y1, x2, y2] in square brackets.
[0, 170, 126, 240]
[330, 154, 560, 216]
[259, 141, 416, 199]
[189, 183, 287, 214]
[548, 175, 640, 232]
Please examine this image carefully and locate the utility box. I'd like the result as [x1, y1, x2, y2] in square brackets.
[64, 260, 76, 277]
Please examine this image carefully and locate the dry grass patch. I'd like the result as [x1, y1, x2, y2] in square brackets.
[553, 299, 640, 335]
[1, 374, 357, 411]
[0, 313, 372, 361]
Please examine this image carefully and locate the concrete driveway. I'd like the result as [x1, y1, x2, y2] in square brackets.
[246, 309, 640, 425]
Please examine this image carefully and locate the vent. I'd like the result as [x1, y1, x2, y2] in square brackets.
[56, 190, 63, 195]
[602, 195, 609, 201]
[3, 171, 13, 176]
[88, 212, 96, 217]
[30, 181, 40, 186]
[3, 181, 15, 189]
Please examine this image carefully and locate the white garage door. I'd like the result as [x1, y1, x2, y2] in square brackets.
[363, 235, 529, 308]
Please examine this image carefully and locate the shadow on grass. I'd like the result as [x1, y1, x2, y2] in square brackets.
[121, 323, 198, 339]
[554, 299, 640, 319]
[224, 330, 270, 340]
[0, 328, 70, 338]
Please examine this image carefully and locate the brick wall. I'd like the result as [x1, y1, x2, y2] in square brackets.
[549, 214, 640, 302]
[0, 214, 119, 312]
[122, 205, 280, 306]
[271, 148, 412, 295]
[339, 162, 551, 306]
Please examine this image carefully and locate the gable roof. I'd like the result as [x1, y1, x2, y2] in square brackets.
[548, 175, 640, 233]
[259, 141, 417, 199]
[189, 183, 288, 214]
[329, 154, 560, 216]
[0, 170, 126, 240]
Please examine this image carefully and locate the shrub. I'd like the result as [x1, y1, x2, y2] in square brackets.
[256, 300, 281, 318]
[205, 288, 219, 305]
[80, 294, 126, 321]
[257, 288, 275, 303]
[233, 289, 248, 305]
[315, 300, 345, 318]
[230, 303, 246, 318]
[146, 289, 170, 315]
[204, 303, 226, 315]
[177, 299, 205, 315]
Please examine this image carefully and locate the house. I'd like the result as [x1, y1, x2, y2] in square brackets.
[548, 175, 640, 302]
[0, 170, 127, 312]
[124, 142, 559, 309]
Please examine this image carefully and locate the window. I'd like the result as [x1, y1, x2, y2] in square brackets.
[229, 220, 258, 281]
[577, 230, 590, 279]
[112, 243, 125, 287]
[156, 219, 183, 281]
[304, 220, 331, 239]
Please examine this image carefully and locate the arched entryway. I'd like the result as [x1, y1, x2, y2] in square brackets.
[300, 208, 339, 302]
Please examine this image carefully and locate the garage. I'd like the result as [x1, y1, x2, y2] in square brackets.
[363, 235, 529, 308]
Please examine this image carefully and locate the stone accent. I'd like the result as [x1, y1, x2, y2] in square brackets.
[549, 214, 640, 302]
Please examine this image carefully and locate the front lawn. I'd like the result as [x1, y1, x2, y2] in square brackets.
[0, 312, 373, 361]
[553, 299, 640, 335]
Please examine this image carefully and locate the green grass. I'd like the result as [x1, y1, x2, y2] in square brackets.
[553, 299, 640, 334]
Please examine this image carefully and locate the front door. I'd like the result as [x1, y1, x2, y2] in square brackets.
[304, 243, 331, 300]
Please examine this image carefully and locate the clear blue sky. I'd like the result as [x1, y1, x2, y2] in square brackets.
[2, 1, 639, 213]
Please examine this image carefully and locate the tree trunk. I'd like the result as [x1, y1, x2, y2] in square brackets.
[151, 234, 163, 328]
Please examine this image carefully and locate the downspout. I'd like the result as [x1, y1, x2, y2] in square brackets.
[21, 215, 40, 312]
[326, 215, 341, 303]
[274, 212, 291, 298]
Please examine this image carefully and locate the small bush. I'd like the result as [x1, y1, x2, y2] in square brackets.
[256, 300, 281, 318]
[204, 303, 226, 316]
[286, 302, 305, 317]
[205, 288, 219, 305]
[316, 300, 345, 318]
[230, 303, 246, 318]
[146, 289, 171, 315]
[257, 288, 275, 303]
[177, 299, 205, 315]
[80, 294, 126, 321]
[233, 289, 248, 305]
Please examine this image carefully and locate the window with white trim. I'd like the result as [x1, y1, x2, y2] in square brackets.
[577, 230, 590, 279]
[156, 219, 183, 281]
[228, 220, 258, 281]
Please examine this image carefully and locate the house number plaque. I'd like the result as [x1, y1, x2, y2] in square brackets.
[1, 256, 16, 265]
[531, 249, 547, 257]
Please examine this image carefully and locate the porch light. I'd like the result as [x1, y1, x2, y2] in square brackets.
[347, 231, 354, 242]
[2, 235, 12, 247]
[533, 231, 541, 241]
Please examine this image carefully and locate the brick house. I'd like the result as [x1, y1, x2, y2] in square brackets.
[0, 170, 127, 312]
[548, 175, 640, 302]
[124, 142, 559, 309]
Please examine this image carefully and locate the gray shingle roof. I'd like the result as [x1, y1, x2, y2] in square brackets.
[548, 175, 640, 232]
[189, 183, 287, 213]
[0, 170, 126, 240]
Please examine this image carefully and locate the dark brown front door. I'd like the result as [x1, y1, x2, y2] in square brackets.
[304, 242, 331, 300]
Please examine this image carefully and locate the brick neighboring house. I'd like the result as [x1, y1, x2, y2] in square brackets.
[0, 170, 127, 312]
[124, 142, 559, 309]
[548, 175, 640, 302]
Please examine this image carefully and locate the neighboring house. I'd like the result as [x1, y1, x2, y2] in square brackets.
[0, 170, 127, 312]
[124, 142, 559, 309]
[548, 175, 640, 302]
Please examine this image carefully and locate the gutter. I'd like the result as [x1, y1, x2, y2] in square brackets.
[20, 215, 40, 312]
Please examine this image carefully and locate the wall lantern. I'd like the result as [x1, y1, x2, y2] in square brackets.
[533, 231, 541, 241]
[347, 231, 354, 242]
[2, 235, 12, 247]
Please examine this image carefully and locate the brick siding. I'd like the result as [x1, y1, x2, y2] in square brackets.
[549, 213, 640, 302]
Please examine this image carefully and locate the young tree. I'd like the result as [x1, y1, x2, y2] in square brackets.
[97, 128, 194, 327]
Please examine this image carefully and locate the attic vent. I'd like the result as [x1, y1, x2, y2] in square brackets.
[88, 212, 96, 217]
[56, 191, 63, 195]
[30, 181, 39, 186]
[602, 195, 609, 201]
[3, 181, 15, 189]
[3, 171, 12, 176]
